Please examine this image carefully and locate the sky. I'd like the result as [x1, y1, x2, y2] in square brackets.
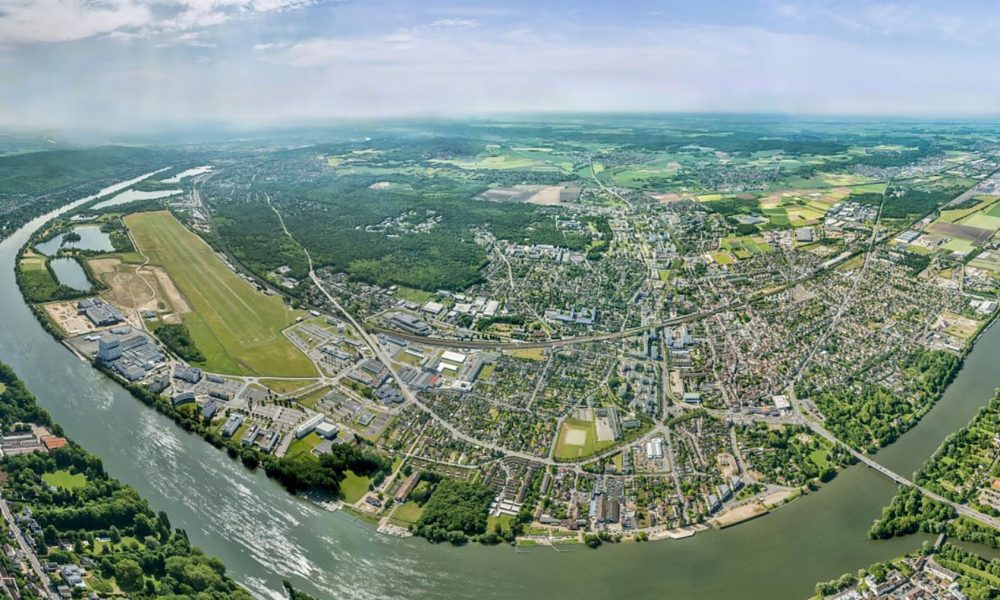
[1, 0, 999, 131]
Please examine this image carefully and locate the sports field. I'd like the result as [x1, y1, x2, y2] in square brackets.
[554, 418, 613, 460]
[125, 211, 315, 377]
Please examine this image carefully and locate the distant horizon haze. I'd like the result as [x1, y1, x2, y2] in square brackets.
[3, 0, 1000, 130]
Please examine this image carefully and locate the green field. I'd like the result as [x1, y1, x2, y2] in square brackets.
[285, 432, 323, 459]
[260, 378, 314, 394]
[42, 469, 87, 490]
[711, 251, 736, 265]
[942, 238, 976, 255]
[341, 470, 372, 503]
[295, 385, 331, 409]
[125, 211, 315, 377]
[960, 213, 1000, 232]
[554, 418, 613, 460]
[720, 235, 773, 257]
[762, 207, 790, 226]
[390, 500, 424, 526]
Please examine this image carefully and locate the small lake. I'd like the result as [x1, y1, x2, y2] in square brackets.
[35, 225, 115, 256]
[49, 257, 92, 291]
[91, 188, 183, 210]
[162, 165, 212, 183]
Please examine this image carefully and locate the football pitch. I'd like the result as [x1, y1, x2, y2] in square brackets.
[125, 211, 316, 377]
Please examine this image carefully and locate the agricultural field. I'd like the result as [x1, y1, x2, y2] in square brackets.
[758, 187, 851, 227]
[719, 235, 773, 259]
[125, 210, 315, 377]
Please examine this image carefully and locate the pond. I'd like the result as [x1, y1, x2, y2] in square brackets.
[49, 257, 92, 291]
[35, 225, 115, 256]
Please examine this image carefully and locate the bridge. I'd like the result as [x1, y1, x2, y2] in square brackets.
[804, 416, 1000, 531]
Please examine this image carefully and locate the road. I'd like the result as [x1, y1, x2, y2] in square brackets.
[0, 492, 56, 599]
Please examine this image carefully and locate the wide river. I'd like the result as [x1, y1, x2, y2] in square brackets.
[1, 175, 998, 599]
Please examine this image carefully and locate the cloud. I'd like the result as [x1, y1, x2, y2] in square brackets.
[254, 41, 290, 50]
[425, 18, 479, 30]
[0, 0, 323, 44]
[0, 0, 152, 44]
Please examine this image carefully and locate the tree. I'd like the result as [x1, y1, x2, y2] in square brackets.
[115, 559, 145, 592]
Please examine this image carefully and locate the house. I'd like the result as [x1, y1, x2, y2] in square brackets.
[241, 424, 261, 447]
[387, 312, 431, 336]
[148, 376, 170, 394]
[645, 438, 664, 460]
[394, 472, 421, 503]
[258, 430, 281, 454]
[682, 392, 702, 404]
[82, 300, 124, 327]
[40, 436, 68, 452]
[421, 301, 444, 315]
[59, 564, 86, 589]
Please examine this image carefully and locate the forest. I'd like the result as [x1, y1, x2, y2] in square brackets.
[0, 146, 171, 242]
[153, 324, 205, 363]
[412, 477, 495, 544]
[209, 166, 589, 291]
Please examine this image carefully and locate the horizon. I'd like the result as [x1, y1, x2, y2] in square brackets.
[3, 0, 1000, 131]
[8, 111, 1000, 144]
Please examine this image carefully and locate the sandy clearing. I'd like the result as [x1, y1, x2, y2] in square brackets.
[713, 503, 767, 528]
[524, 185, 563, 206]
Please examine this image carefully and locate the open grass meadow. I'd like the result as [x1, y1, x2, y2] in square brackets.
[125, 211, 315, 377]
[341, 470, 373, 504]
[42, 469, 88, 490]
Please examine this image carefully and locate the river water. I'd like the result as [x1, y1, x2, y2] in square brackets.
[1, 174, 997, 599]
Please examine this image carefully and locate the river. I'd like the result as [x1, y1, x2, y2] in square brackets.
[0, 174, 997, 599]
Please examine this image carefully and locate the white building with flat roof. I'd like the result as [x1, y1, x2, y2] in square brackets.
[645, 438, 664, 460]
[441, 350, 467, 364]
[422, 301, 444, 315]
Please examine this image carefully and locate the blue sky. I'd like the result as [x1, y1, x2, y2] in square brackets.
[1, 0, 998, 131]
